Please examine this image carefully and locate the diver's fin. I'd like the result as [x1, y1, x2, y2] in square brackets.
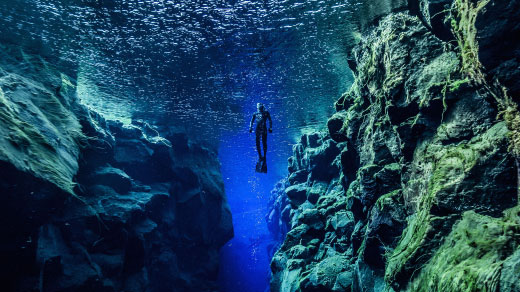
[255, 160, 263, 172]
[261, 160, 267, 173]
[256, 158, 267, 173]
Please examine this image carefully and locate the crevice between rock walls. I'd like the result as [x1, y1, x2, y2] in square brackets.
[0, 44, 233, 292]
[268, 1, 520, 291]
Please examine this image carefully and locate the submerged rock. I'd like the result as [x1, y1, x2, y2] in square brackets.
[501, 246, 520, 292]
[269, 1, 520, 291]
[0, 45, 83, 194]
[87, 166, 133, 194]
[0, 46, 233, 292]
[409, 208, 520, 291]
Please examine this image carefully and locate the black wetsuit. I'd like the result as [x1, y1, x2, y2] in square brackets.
[250, 110, 272, 160]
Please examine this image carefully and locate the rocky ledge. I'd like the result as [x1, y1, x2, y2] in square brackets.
[0, 44, 233, 292]
[268, 0, 520, 291]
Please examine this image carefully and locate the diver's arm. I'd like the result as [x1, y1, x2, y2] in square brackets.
[249, 114, 256, 132]
[267, 112, 272, 132]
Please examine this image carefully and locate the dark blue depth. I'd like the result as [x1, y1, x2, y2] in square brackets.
[217, 108, 292, 292]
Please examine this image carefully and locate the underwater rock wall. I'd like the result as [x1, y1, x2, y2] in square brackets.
[266, 179, 291, 257]
[269, 0, 520, 291]
[0, 45, 233, 292]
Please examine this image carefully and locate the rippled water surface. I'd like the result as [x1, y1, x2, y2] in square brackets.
[0, 1, 363, 291]
[0, 0, 359, 140]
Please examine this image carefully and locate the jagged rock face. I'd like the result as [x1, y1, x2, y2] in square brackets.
[269, 1, 520, 291]
[471, 0, 520, 99]
[267, 179, 291, 244]
[269, 132, 357, 292]
[0, 44, 83, 194]
[0, 45, 233, 292]
[414, 0, 520, 98]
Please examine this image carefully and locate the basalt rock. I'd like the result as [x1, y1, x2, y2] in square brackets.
[269, 2, 520, 291]
[0, 45, 233, 292]
[267, 179, 291, 246]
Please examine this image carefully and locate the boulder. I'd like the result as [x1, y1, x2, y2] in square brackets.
[288, 170, 309, 185]
[474, 0, 520, 98]
[87, 166, 133, 194]
[306, 181, 328, 204]
[327, 111, 348, 142]
[501, 248, 520, 292]
[302, 255, 352, 291]
[286, 184, 308, 207]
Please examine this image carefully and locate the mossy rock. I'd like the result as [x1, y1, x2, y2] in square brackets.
[307, 182, 328, 204]
[409, 207, 520, 292]
[500, 246, 520, 292]
[0, 57, 84, 193]
[286, 184, 309, 207]
[385, 122, 517, 287]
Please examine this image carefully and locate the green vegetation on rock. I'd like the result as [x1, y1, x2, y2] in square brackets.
[386, 122, 515, 285]
[271, 2, 520, 291]
[0, 48, 85, 193]
[409, 207, 520, 292]
[450, 0, 489, 81]
[449, 0, 520, 159]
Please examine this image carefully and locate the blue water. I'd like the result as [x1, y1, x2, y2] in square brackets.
[0, 0, 354, 140]
[217, 103, 293, 292]
[0, 1, 357, 291]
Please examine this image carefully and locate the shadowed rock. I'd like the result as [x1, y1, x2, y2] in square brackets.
[269, 3, 520, 291]
[0, 46, 233, 292]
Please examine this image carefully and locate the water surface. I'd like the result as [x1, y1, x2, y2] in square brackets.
[0, 1, 358, 291]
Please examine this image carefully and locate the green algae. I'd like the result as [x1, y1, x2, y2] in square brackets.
[501, 99, 520, 159]
[408, 207, 520, 292]
[375, 189, 401, 211]
[0, 88, 79, 193]
[0, 55, 85, 194]
[450, 0, 489, 82]
[385, 122, 508, 285]
[274, 7, 519, 291]
[449, 78, 470, 92]
[448, 0, 520, 160]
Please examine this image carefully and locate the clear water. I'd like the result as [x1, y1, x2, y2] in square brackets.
[0, 0, 356, 138]
[0, 1, 359, 291]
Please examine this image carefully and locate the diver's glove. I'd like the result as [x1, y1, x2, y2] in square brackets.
[268, 128, 272, 133]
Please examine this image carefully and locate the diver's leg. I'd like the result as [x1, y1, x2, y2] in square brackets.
[255, 131, 262, 159]
[262, 131, 267, 159]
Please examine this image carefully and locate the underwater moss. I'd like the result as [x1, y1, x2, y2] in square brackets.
[375, 189, 401, 211]
[501, 98, 520, 159]
[385, 122, 506, 286]
[449, 78, 470, 92]
[449, 0, 520, 159]
[408, 207, 520, 292]
[0, 57, 85, 194]
[450, 0, 489, 82]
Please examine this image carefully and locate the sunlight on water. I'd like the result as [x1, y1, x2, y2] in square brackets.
[0, 1, 363, 291]
[0, 0, 357, 143]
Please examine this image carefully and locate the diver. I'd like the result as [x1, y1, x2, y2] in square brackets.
[249, 103, 272, 172]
